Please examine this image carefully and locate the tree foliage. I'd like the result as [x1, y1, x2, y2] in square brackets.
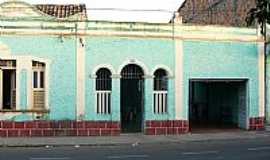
[246, 0, 270, 35]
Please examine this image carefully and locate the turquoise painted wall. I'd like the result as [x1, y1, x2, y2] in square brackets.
[20, 69, 27, 109]
[0, 35, 260, 123]
[85, 37, 175, 121]
[0, 36, 77, 120]
[183, 41, 259, 119]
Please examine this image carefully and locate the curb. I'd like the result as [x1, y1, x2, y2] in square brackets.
[1, 132, 269, 148]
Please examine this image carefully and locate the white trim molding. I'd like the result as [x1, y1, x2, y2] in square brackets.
[117, 58, 150, 76]
[152, 65, 174, 78]
[31, 57, 51, 111]
[91, 64, 116, 78]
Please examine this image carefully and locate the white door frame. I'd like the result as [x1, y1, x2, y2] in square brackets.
[0, 68, 2, 110]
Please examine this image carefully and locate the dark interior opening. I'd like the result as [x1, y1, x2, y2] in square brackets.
[121, 64, 144, 133]
[2, 70, 12, 110]
[189, 80, 247, 133]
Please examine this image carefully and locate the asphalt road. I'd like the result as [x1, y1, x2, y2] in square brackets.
[1, 137, 270, 160]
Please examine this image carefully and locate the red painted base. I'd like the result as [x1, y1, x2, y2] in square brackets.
[249, 117, 265, 131]
[2, 118, 262, 137]
[145, 120, 189, 135]
[0, 121, 120, 137]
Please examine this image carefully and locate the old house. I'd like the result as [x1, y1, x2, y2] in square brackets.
[0, 0, 265, 137]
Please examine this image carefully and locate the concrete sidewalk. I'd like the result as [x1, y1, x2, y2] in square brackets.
[1, 131, 270, 147]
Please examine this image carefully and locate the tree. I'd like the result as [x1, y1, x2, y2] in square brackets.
[246, 0, 270, 37]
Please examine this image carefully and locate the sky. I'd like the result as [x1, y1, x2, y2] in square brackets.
[0, 0, 185, 23]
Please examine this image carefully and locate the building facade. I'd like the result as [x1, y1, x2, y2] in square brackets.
[0, 1, 265, 137]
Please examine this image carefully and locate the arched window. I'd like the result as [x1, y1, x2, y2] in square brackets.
[154, 69, 168, 91]
[153, 69, 168, 114]
[96, 68, 112, 91]
[96, 68, 112, 114]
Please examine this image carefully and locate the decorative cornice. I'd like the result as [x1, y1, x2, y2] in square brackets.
[0, 19, 261, 42]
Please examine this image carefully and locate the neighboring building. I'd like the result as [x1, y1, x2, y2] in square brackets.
[0, 0, 265, 137]
[178, 0, 256, 27]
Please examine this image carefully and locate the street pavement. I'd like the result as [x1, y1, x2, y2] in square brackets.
[1, 137, 270, 160]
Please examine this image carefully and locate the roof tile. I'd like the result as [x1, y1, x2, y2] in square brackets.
[178, 0, 256, 27]
[35, 4, 87, 19]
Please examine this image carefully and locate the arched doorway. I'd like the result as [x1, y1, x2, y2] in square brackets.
[120, 64, 144, 133]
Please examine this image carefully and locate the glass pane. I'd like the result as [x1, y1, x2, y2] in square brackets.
[33, 71, 38, 88]
[40, 71, 44, 88]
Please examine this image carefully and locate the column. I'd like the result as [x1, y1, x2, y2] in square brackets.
[175, 40, 185, 120]
[76, 21, 86, 120]
[144, 75, 153, 121]
[17, 57, 32, 110]
[111, 74, 121, 121]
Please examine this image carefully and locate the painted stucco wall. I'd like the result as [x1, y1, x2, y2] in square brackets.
[85, 37, 175, 121]
[0, 36, 77, 120]
[266, 55, 270, 123]
[20, 69, 27, 109]
[183, 41, 259, 119]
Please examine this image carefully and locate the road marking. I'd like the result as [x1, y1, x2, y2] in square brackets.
[248, 146, 270, 151]
[29, 158, 70, 160]
[182, 151, 219, 155]
[107, 155, 149, 159]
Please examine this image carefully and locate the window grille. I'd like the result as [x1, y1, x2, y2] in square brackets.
[153, 69, 168, 114]
[121, 64, 144, 79]
[96, 68, 112, 114]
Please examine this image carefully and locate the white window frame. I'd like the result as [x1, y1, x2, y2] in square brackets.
[32, 69, 45, 91]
